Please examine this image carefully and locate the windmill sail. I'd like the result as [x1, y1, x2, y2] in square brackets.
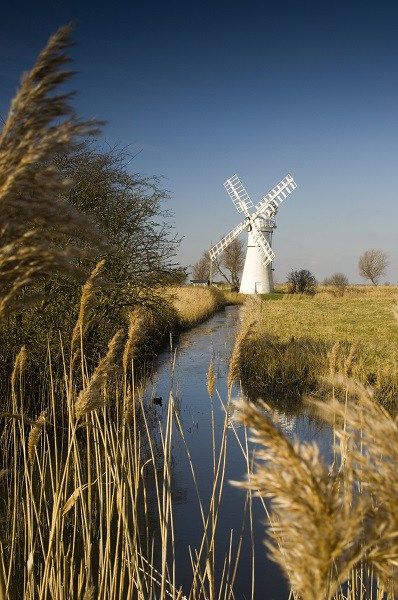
[224, 175, 254, 213]
[209, 220, 247, 260]
[253, 174, 297, 220]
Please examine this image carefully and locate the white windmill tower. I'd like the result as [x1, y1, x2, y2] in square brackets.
[209, 173, 297, 294]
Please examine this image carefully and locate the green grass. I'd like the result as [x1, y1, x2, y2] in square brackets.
[236, 287, 398, 404]
[258, 292, 284, 301]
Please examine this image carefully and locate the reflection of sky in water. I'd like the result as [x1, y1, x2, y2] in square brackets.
[145, 306, 334, 599]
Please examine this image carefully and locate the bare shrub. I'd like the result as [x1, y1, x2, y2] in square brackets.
[217, 238, 245, 289]
[192, 238, 245, 289]
[323, 273, 349, 296]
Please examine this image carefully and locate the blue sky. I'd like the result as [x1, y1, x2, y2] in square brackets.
[1, 0, 397, 282]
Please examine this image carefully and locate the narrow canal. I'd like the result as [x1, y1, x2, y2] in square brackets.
[145, 305, 334, 599]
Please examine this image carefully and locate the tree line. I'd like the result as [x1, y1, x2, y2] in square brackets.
[191, 244, 390, 292]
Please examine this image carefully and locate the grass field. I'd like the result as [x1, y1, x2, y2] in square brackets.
[235, 286, 398, 405]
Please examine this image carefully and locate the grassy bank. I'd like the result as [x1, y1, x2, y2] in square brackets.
[233, 286, 398, 405]
[165, 285, 244, 329]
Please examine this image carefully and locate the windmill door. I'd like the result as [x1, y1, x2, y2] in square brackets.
[255, 282, 262, 294]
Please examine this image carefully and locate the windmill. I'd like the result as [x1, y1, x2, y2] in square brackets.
[209, 173, 297, 294]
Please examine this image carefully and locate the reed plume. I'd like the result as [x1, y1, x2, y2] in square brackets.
[313, 388, 398, 585]
[0, 24, 101, 317]
[233, 399, 368, 600]
[228, 313, 255, 394]
[206, 360, 216, 398]
[11, 345, 27, 392]
[328, 341, 340, 378]
[75, 329, 125, 419]
[122, 307, 151, 373]
[27, 410, 48, 463]
[122, 307, 152, 421]
[71, 259, 106, 355]
[343, 343, 358, 377]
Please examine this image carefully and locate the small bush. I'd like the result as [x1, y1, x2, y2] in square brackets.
[286, 269, 317, 295]
[323, 273, 349, 296]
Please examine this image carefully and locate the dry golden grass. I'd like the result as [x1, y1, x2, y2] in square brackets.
[1, 332, 245, 600]
[275, 284, 398, 298]
[234, 398, 365, 600]
[228, 293, 398, 599]
[164, 285, 244, 329]
[71, 259, 106, 356]
[206, 360, 216, 398]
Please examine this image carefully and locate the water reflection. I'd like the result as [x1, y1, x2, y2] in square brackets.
[145, 305, 334, 599]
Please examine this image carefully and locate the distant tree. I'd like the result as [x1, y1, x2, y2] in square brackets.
[287, 269, 317, 294]
[192, 252, 210, 280]
[193, 239, 245, 289]
[323, 273, 349, 296]
[217, 239, 245, 289]
[166, 267, 188, 285]
[358, 249, 389, 285]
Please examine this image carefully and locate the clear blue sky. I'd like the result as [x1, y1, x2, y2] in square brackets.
[1, 0, 397, 282]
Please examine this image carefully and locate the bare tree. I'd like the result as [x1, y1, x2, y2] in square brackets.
[191, 252, 210, 280]
[192, 239, 245, 288]
[323, 273, 349, 296]
[358, 249, 389, 285]
[217, 239, 245, 289]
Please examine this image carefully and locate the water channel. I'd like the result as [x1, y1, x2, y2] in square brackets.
[145, 305, 334, 599]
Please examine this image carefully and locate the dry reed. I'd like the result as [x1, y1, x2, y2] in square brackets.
[27, 410, 47, 463]
[74, 329, 125, 419]
[122, 306, 152, 373]
[233, 398, 368, 600]
[10, 345, 27, 392]
[71, 258, 106, 355]
[0, 24, 100, 317]
[206, 360, 216, 398]
[227, 303, 256, 393]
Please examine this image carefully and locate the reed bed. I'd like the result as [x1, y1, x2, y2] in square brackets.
[0, 342, 250, 599]
[231, 377, 398, 599]
[2, 311, 397, 600]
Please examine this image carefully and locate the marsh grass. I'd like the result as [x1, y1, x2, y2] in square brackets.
[235, 291, 398, 404]
[228, 296, 398, 599]
[1, 282, 397, 600]
[0, 276, 245, 600]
